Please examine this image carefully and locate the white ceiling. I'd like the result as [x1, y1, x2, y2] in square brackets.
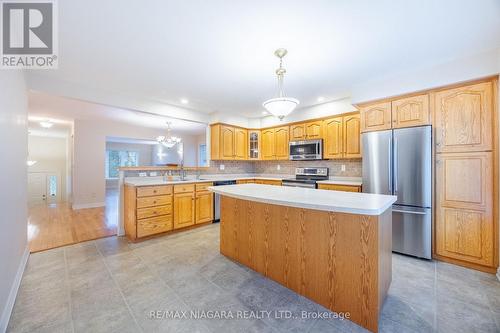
[29, 0, 500, 118]
[28, 92, 208, 135]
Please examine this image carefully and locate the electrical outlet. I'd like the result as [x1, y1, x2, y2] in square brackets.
[139, 172, 147, 177]
[220, 164, 225, 170]
[277, 164, 281, 171]
[341, 164, 346, 172]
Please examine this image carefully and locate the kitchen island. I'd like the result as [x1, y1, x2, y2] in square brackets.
[209, 184, 397, 333]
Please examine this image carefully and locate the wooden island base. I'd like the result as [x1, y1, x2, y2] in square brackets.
[220, 196, 392, 333]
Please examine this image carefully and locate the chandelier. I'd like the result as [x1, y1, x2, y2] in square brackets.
[156, 122, 181, 148]
[262, 48, 299, 120]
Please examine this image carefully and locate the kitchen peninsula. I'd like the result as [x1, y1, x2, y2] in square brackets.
[210, 184, 397, 333]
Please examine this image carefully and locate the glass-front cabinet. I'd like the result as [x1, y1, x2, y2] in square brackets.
[248, 130, 260, 159]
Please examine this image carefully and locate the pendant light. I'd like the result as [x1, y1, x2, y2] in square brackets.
[156, 122, 181, 148]
[262, 48, 299, 120]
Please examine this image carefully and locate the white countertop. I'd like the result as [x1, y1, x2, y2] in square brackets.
[124, 174, 288, 186]
[209, 184, 395, 216]
[124, 174, 362, 187]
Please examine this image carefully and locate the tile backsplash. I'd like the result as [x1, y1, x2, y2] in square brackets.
[123, 159, 361, 178]
[252, 159, 362, 177]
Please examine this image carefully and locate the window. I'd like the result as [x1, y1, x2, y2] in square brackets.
[48, 175, 57, 197]
[105, 150, 139, 178]
[198, 144, 207, 167]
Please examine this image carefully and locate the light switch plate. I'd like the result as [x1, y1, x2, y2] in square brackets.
[277, 164, 281, 171]
[220, 164, 225, 170]
[341, 164, 346, 172]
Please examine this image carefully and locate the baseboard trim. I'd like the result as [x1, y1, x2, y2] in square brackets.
[72, 202, 105, 210]
[0, 246, 29, 333]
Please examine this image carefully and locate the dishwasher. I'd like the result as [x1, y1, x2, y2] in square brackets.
[213, 180, 237, 222]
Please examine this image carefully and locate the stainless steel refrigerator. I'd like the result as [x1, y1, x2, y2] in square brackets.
[362, 125, 432, 259]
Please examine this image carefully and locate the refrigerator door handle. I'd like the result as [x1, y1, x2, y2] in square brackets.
[392, 209, 427, 215]
[388, 138, 393, 193]
[393, 138, 398, 195]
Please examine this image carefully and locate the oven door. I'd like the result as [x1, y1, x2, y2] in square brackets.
[289, 140, 322, 160]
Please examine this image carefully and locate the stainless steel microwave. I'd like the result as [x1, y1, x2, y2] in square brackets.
[289, 139, 323, 160]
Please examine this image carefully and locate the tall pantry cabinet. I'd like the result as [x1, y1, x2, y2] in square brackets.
[433, 79, 498, 272]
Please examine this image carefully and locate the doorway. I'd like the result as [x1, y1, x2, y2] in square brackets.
[28, 172, 60, 205]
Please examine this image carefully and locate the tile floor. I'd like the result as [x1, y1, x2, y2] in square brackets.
[7, 223, 500, 333]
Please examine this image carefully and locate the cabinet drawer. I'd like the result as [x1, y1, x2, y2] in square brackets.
[136, 205, 171, 219]
[195, 182, 213, 192]
[174, 184, 195, 193]
[136, 185, 172, 197]
[137, 215, 173, 238]
[318, 184, 361, 192]
[136, 195, 171, 209]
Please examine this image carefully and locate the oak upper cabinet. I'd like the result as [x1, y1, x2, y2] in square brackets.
[173, 185, 195, 229]
[360, 101, 392, 132]
[435, 152, 494, 267]
[195, 183, 213, 224]
[305, 121, 323, 139]
[290, 121, 322, 140]
[274, 126, 289, 160]
[261, 128, 275, 160]
[323, 116, 343, 159]
[210, 124, 247, 160]
[343, 114, 362, 158]
[220, 125, 236, 159]
[323, 113, 361, 159]
[234, 127, 248, 160]
[248, 130, 261, 160]
[392, 94, 430, 129]
[433, 82, 493, 153]
[289, 124, 306, 141]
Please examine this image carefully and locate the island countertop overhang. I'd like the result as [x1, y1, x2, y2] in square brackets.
[209, 184, 397, 216]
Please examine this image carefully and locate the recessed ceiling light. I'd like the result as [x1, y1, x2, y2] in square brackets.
[180, 98, 189, 104]
[39, 120, 53, 128]
[317, 97, 325, 103]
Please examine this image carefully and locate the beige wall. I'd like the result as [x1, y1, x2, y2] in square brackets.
[72, 118, 202, 208]
[28, 136, 69, 202]
[0, 71, 28, 331]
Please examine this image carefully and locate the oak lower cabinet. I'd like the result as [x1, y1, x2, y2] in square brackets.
[318, 184, 361, 192]
[435, 151, 495, 269]
[254, 179, 281, 186]
[195, 182, 214, 224]
[124, 185, 173, 241]
[173, 184, 196, 229]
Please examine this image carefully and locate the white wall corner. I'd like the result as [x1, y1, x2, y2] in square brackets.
[0, 247, 29, 333]
[497, 267, 500, 282]
[71, 202, 106, 210]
